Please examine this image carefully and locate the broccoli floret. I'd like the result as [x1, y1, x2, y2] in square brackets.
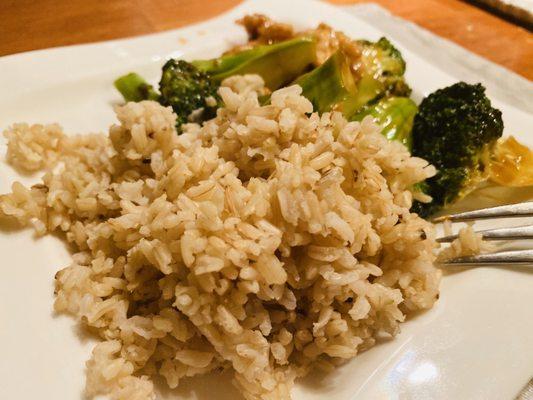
[115, 61, 221, 131]
[351, 96, 418, 149]
[355, 37, 411, 107]
[373, 37, 407, 77]
[114, 73, 160, 102]
[159, 59, 221, 129]
[411, 82, 504, 217]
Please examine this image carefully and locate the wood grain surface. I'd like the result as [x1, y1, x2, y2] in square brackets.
[1, 0, 532, 79]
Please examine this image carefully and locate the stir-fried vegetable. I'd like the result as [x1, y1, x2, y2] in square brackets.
[353, 37, 411, 108]
[295, 50, 358, 115]
[410, 82, 504, 217]
[114, 33, 410, 132]
[159, 59, 221, 128]
[114, 73, 159, 102]
[351, 96, 417, 149]
[115, 36, 317, 130]
[294, 37, 411, 118]
[115, 61, 221, 130]
[193, 36, 316, 90]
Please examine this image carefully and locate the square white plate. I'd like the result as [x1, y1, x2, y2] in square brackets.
[0, 1, 532, 399]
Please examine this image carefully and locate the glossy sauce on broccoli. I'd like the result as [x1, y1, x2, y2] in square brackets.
[351, 96, 418, 149]
[353, 37, 411, 108]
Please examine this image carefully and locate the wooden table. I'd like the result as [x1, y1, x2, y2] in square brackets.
[1, 0, 532, 80]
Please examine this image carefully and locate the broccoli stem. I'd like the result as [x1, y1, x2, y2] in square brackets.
[292, 38, 411, 119]
[114, 73, 160, 102]
[351, 97, 418, 149]
[294, 51, 358, 115]
[192, 37, 317, 90]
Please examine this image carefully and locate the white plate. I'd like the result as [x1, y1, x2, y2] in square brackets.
[0, 1, 532, 399]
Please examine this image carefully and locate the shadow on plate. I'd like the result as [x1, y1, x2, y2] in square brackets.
[0, 216, 23, 233]
[436, 185, 533, 215]
[154, 370, 244, 400]
[70, 322, 100, 345]
[296, 331, 398, 394]
[440, 263, 533, 276]
[0, 215, 77, 259]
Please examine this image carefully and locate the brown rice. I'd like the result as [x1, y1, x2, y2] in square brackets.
[0, 75, 441, 400]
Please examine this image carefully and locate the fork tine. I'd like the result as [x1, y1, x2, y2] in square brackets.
[433, 201, 533, 222]
[437, 225, 533, 243]
[439, 250, 533, 266]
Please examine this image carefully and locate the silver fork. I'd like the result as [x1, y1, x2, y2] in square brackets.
[434, 201, 533, 266]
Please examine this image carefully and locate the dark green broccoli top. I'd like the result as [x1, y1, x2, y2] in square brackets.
[159, 59, 221, 129]
[411, 82, 504, 217]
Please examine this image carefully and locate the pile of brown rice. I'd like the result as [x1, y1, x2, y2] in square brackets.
[0, 75, 441, 400]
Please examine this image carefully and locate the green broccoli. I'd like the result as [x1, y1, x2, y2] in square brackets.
[114, 37, 317, 130]
[114, 61, 221, 130]
[114, 36, 406, 132]
[293, 38, 410, 118]
[351, 96, 418, 149]
[158, 59, 221, 128]
[411, 82, 504, 217]
[114, 73, 160, 102]
[192, 36, 316, 90]
[295, 50, 358, 115]
[157, 36, 315, 126]
[354, 37, 411, 107]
